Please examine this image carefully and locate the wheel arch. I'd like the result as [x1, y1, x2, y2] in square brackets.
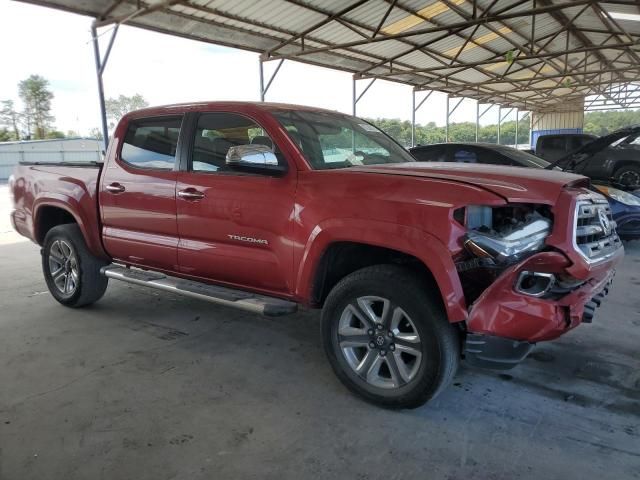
[33, 197, 108, 259]
[296, 219, 467, 322]
[613, 160, 640, 176]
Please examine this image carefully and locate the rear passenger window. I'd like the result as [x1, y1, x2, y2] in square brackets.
[120, 117, 182, 170]
[540, 137, 565, 150]
[453, 149, 477, 163]
[411, 146, 446, 162]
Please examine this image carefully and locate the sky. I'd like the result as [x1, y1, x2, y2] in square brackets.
[0, 0, 507, 136]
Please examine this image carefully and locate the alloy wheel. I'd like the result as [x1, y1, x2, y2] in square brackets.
[48, 239, 79, 295]
[337, 296, 423, 389]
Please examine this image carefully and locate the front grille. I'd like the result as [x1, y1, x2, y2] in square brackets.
[574, 193, 622, 263]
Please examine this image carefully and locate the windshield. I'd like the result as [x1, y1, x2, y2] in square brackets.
[492, 145, 552, 169]
[271, 109, 415, 170]
[615, 132, 640, 147]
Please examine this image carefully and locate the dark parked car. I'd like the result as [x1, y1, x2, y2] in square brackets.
[410, 140, 640, 240]
[534, 133, 597, 162]
[533, 128, 640, 188]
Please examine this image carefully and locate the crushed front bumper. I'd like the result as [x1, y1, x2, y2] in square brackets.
[465, 333, 534, 370]
[464, 250, 619, 368]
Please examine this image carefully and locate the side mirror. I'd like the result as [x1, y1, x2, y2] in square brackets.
[226, 144, 285, 175]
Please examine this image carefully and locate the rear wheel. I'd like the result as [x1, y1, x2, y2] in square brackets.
[613, 164, 640, 188]
[42, 224, 109, 307]
[321, 265, 460, 409]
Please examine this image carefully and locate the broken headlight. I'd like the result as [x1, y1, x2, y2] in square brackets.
[463, 205, 552, 264]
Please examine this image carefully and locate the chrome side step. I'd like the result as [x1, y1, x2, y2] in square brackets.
[101, 265, 298, 317]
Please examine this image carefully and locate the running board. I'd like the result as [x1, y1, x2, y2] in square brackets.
[101, 265, 298, 317]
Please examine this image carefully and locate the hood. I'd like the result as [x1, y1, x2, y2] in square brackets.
[547, 124, 640, 169]
[349, 162, 589, 204]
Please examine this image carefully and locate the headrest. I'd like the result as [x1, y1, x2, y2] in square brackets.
[251, 136, 273, 149]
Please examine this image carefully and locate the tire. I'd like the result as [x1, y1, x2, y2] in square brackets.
[42, 224, 109, 308]
[321, 265, 460, 409]
[613, 164, 640, 188]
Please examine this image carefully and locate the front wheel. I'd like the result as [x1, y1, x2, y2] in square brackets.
[321, 265, 460, 409]
[42, 224, 109, 308]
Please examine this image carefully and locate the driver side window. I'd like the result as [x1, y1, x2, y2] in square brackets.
[191, 113, 284, 173]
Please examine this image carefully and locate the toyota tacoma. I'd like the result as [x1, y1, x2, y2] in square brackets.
[9, 102, 623, 408]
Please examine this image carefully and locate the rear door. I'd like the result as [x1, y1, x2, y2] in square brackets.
[100, 115, 183, 271]
[175, 111, 296, 295]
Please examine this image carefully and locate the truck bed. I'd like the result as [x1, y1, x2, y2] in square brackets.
[10, 162, 106, 258]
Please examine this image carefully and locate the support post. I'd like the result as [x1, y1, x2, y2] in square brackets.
[445, 95, 450, 142]
[352, 77, 356, 116]
[475, 101, 479, 143]
[259, 59, 265, 102]
[259, 58, 284, 102]
[515, 109, 519, 147]
[411, 90, 433, 147]
[411, 90, 416, 147]
[91, 25, 110, 151]
[353, 77, 377, 117]
[497, 106, 501, 145]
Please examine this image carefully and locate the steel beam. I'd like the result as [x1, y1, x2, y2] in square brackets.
[411, 90, 433, 147]
[352, 77, 377, 116]
[445, 96, 449, 143]
[267, 2, 598, 61]
[94, 0, 183, 28]
[475, 101, 479, 143]
[91, 24, 119, 151]
[366, 42, 638, 81]
[259, 58, 284, 102]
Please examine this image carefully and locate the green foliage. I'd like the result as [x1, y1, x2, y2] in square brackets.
[18, 74, 54, 139]
[45, 130, 66, 139]
[0, 128, 15, 142]
[105, 94, 149, 128]
[583, 110, 640, 136]
[0, 100, 21, 140]
[367, 116, 531, 147]
[368, 109, 640, 148]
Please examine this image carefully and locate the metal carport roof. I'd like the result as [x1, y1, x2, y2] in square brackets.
[19, 0, 640, 113]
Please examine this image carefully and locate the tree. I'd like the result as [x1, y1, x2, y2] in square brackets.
[45, 130, 66, 139]
[89, 127, 104, 141]
[18, 74, 55, 139]
[105, 94, 148, 128]
[0, 128, 14, 142]
[0, 100, 21, 140]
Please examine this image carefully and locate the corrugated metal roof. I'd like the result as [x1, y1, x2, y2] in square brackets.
[17, 0, 640, 111]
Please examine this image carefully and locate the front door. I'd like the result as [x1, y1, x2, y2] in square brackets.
[175, 111, 296, 295]
[99, 115, 183, 272]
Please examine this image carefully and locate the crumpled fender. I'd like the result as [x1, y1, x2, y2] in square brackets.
[295, 217, 468, 322]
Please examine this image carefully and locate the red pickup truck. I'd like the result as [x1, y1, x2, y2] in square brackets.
[10, 102, 623, 408]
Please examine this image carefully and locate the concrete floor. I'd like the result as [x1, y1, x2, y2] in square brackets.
[0, 185, 639, 479]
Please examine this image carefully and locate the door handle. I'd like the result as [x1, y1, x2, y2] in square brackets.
[178, 188, 205, 201]
[105, 183, 125, 193]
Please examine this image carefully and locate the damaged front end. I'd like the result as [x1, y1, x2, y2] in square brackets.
[455, 204, 560, 302]
[455, 196, 621, 370]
